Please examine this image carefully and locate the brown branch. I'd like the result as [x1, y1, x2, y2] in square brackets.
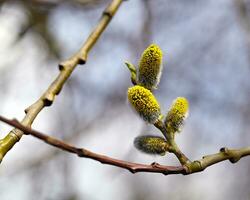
[0, 115, 249, 175]
[0, 0, 124, 163]
[0, 115, 187, 175]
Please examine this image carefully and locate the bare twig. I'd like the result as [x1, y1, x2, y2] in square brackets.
[0, 115, 249, 175]
[153, 119, 190, 165]
[0, 0, 124, 163]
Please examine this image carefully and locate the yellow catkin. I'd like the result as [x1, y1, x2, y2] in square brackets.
[134, 135, 168, 155]
[138, 44, 163, 90]
[165, 97, 189, 133]
[127, 85, 161, 124]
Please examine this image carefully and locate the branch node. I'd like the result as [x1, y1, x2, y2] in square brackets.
[77, 52, 87, 65]
[229, 157, 240, 163]
[24, 104, 36, 114]
[128, 168, 136, 174]
[75, 148, 85, 157]
[151, 162, 160, 168]
[185, 160, 203, 174]
[78, 58, 86, 65]
[59, 55, 79, 69]
[24, 108, 29, 114]
[58, 64, 65, 71]
[103, 5, 115, 18]
[43, 95, 54, 106]
[220, 147, 228, 153]
[44, 100, 53, 107]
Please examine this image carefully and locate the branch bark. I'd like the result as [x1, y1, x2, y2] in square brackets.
[0, 0, 124, 163]
[0, 115, 249, 175]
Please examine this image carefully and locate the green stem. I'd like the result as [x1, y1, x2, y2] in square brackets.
[168, 139, 190, 165]
[0, 131, 19, 163]
[154, 119, 190, 165]
[185, 147, 250, 173]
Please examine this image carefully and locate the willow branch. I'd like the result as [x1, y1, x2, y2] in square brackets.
[0, 0, 124, 163]
[0, 115, 249, 175]
[0, 116, 187, 175]
[186, 147, 250, 173]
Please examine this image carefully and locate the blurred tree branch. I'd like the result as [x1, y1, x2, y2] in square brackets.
[0, 115, 249, 175]
[235, 0, 250, 36]
[21, 0, 104, 7]
[0, 0, 123, 163]
[6, 91, 124, 176]
[235, 0, 250, 64]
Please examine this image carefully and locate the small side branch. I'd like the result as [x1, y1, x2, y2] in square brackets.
[0, 115, 249, 176]
[186, 147, 250, 173]
[154, 119, 190, 165]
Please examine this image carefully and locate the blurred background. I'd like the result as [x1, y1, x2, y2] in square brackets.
[0, 0, 250, 199]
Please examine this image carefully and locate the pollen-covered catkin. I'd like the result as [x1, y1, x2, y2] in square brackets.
[138, 44, 163, 90]
[134, 135, 168, 155]
[127, 85, 161, 124]
[164, 97, 189, 133]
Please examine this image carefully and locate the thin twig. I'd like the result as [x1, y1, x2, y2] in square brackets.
[0, 115, 249, 175]
[154, 117, 190, 165]
[0, 0, 124, 163]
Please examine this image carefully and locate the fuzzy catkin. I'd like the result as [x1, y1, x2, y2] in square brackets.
[165, 97, 189, 133]
[138, 44, 163, 90]
[127, 85, 161, 124]
[134, 135, 168, 155]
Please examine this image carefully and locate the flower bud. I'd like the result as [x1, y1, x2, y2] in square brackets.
[134, 135, 168, 156]
[165, 97, 189, 133]
[128, 85, 161, 124]
[138, 44, 163, 90]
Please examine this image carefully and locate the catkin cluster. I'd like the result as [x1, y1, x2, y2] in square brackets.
[127, 44, 163, 124]
[125, 44, 189, 156]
